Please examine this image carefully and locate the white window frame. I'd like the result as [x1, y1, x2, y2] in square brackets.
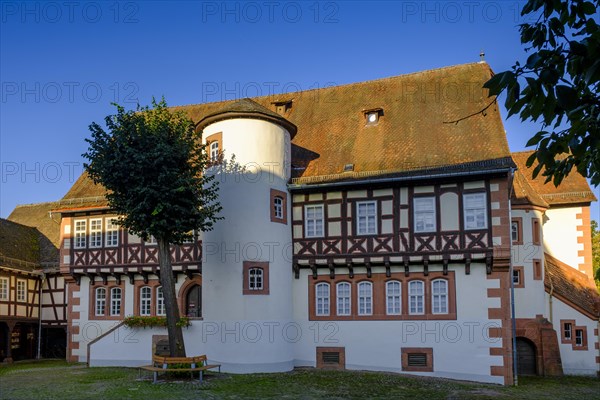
[464, 192, 487, 230]
[358, 281, 373, 316]
[0, 277, 8, 301]
[336, 282, 351, 316]
[408, 280, 425, 315]
[210, 141, 219, 161]
[140, 286, 152, 316]
[356, 201, 377, 235]
[512, 269, 521, 285]
[431, 279, 448, 314]
[414, 197, 436, 233]
[248, 267, 264, 291]
[273, 196, 284, 220]
[89, 218, 103, 248]
[305, 205, 324, 238]
[110, 287, 122, 316]
[181, 230, 195, 244]
[105, 218, 119, 247]
[315, 282, 330, 316]
[564, 322, 572, 340]
[95, 287, 106, 316]
[386, 280, 401, 315]
[74, 219, 87, 249]
[16, 279, 27, 302]
[511, 221, 519, 242]
[156, 286, 166, 316]
[575, 329, 584, 346]
[146, 236, 157, 245]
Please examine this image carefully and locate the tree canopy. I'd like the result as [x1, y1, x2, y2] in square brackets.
[484, 0, 599, 186]
[83, 98, 222, 356]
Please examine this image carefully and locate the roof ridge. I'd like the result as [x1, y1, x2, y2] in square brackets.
[173, 62, 489, 110]
[11, 200, 61, 209]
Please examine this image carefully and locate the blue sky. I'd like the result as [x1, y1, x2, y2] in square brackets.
[1, 0, 598, 222]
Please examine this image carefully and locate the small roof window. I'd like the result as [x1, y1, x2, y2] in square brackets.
[363, 108, 383, 126]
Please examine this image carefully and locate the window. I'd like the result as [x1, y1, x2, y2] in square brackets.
[336, 282, 351, 316]
[575, 329, 584, 346]
[408, 281, 424, 315]
[16, 280, 26, 302]
[110, 287, 122, 316]
[74, 219, 86, 249]
[206, 132, 222, 163]
[270, 189, 288, 224]
[358, 281, 372, 315]
[364, 108, 383, 126]
[210, 141, 219, 161]
[315, 283, 330, 316]
[0, 277, 8, 300]
[511, 221, 519, 242]
[464, 193, 487, 229]
[533, 259, 542, 280]
[146, 236, 157, 244]
[357, 201, 377, 235]
[305, 205, 324, 238]
[95, 287, 106, 316]
[89, 218, 102, 248]
[386, 281, 401, 315]
[414, 197, 436, 233]
[140, 287, 151, 316]
[243, 261, 270, 295]
[316, 347, 346, 370]
[512, 269, 520, 285]
[105, 218, 119, 247]
[564, 322, 572, 340]
[532, 218, 541, 245]
[156, 287, 165, 316]
[401, 348, 433, 372]
[431, 279, 448, 314]
[273, 197, 283, 219]
[248, 268, 264, 291]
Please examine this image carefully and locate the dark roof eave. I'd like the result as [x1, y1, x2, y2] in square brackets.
[289, 161, 514, 191]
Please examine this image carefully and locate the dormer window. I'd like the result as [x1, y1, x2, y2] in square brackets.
[364, 108, 383, 126]
[272, 100, 293, 115]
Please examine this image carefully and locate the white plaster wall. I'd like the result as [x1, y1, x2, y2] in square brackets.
[512, 209, 546, 319]
[291, 265, 505, 384]
[543, 207, 583, 271]
[545, 295, 599, 375]
[200, 118, 294, 371]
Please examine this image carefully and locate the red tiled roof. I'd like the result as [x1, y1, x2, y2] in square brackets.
[544, 253, 600, 319]
[512, 151, 596, 206]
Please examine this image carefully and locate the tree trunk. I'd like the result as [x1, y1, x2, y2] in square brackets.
[157, 237, 186, 357]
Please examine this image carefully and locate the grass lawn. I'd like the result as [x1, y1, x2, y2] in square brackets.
[0, 360, 599, 399]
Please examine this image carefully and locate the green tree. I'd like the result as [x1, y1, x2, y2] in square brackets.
[592, 220, 600, 290]
[484, 0, 599, 186]
[83, 99, 222, 357]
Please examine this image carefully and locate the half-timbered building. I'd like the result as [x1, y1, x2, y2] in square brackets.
[5, 62, 598, 383]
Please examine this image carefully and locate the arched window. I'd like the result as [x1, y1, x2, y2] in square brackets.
[336, 282, 351, 316]
[358, 281, 373, 315]
[249, 268, 264, 290]
[210, 141, 219, 161]
[315, 283, 330, 316]
[140, 286, 152, 316]
[432, 279, 448, 314]
[408, 281, 424, 315]
[110, 287, 122, 316]
[156, 287, 166, 316]
[386, 280, 401, 315]
[273, 196, 283, 219]
[95, 287, 106, 316]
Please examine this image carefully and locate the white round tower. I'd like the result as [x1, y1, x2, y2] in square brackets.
[196, 98, 296, 373]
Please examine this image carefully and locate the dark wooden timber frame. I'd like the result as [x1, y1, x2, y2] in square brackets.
[291, 178, 500, 278]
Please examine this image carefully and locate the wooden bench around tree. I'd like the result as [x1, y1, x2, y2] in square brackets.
[139, 355, 221, 383]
